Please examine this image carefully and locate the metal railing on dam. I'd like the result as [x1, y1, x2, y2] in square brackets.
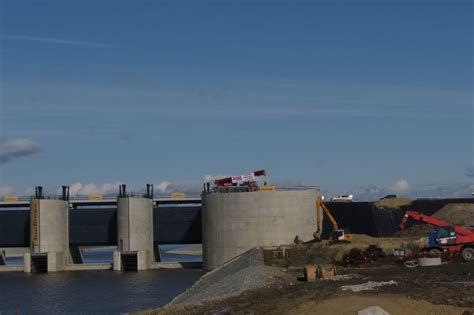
[201, 185, 320, 194]
[0, 193, 202, 209]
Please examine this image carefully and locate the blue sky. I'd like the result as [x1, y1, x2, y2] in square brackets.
[0, 0, 472, 200]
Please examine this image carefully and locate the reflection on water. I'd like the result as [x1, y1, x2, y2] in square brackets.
[0, 248, 203, 314]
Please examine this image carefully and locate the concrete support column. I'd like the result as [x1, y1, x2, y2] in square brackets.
[23, 253, 31, 273]
[115, 197, 154, 271]
[26, 199, 69, 273]
[113, 251, 121, 271]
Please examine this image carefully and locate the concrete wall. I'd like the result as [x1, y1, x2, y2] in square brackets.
[116, 197, 154, 270]
[202, 189, 319, 270]
[37, 200, 69, 254]
[26, 199, 69, 272]
[117, 197, 153, 252]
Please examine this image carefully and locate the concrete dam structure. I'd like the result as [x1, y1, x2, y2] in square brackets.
[201, 189, 320, 270]
[24, 199, 69, 272]
[115, 196, 154, 271]
[0, 185, 202, 272]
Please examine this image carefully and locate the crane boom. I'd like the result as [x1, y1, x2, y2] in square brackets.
[213, 170, 266, 187]
[399, 210, 473, 236]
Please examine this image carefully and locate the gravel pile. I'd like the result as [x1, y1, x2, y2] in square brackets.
[168, 248, 266, 306]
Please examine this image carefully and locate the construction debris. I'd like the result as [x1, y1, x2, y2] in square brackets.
[324, 274, 362, 281]
[357, 306, 390, 315]
[417, 257, 442, 267]
[341, 280, 398, 293]
[358, 306, 390, 315]
[304, 264, 337, 281]
[342, 245, 386, 266]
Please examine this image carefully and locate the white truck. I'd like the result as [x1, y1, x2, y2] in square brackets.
[330, 194, 353, 202]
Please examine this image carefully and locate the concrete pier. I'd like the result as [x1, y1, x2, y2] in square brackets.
[202, 189, 319, 270]
[25, 199, 69, 272]
[114, 197, 154, 271]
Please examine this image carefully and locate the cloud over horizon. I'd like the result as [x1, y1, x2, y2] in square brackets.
[0, 138, 41, 164]
[356, 179, 473, 201]
[63, 181, 123, 196]
[0, 184, 14, 196]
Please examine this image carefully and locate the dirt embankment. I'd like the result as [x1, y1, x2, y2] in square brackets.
[432, 203, 474, 227]
[395, 203, 474, 237]
[264, 234, 424, 267]
[141, 262, 474, 315]
[136, 201, 474, 315]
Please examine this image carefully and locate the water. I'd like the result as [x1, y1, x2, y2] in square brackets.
[0, 247, 203, 314]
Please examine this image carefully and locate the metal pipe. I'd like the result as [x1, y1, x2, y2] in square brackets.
[35, 186, 43, 199]
[62, 186, 70, 201]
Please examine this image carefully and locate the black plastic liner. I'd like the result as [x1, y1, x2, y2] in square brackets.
[322, 198, 474, 238]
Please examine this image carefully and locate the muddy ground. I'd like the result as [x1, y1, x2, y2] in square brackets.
[143, 262, 473, 315]
[138, 203, 474, 315]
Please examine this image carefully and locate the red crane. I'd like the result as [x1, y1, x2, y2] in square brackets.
[213, 170, 267, 192]
[399, 210, 474, 261]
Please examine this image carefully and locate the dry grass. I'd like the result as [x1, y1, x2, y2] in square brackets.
[324, 234, 423, 261]
[374, 198, 413, 208]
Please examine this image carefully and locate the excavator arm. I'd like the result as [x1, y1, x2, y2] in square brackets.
[314, 196, 352, 242]
[315, 196, 339, 235]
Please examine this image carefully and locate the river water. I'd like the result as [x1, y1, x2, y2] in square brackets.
[0, 247, 203, 314]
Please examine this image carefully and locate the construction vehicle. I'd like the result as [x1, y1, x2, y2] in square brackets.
[399, 210, 474, 261]
[212, 170, 266, 192]
[314, 196, 352, 242]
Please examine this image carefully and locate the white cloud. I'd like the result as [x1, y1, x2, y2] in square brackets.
[0, 34, 109, 48]
[203, 174, 230, 182]
[0, 138, 41, 164]
[63, 181, 122, 196]
[156, 181, 171, 192]
[355, 180, 472, 201]
[153, 180, 203, 194]
[0, 184, 14, 196]
[391, 179, 410, 193]
[24, 186, 35, 196]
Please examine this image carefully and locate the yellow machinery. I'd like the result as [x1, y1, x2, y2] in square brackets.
[314, 196, 352, 242]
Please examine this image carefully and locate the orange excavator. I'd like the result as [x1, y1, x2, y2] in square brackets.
[314, 196, 352, 242]
[399, 210, 474, 261]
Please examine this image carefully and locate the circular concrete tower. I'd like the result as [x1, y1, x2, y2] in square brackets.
[201, 189, 319, 270]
